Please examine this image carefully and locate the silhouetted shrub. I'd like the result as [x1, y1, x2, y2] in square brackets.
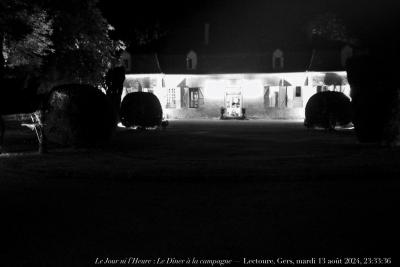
[45, 84, 116, 147]
[304, 91, 352, 129]
[120, 92, 163, 128]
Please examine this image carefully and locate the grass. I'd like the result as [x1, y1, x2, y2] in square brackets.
[0, 120, 398, 266]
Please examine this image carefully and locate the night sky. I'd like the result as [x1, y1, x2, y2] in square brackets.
[99, 0, 400, 51]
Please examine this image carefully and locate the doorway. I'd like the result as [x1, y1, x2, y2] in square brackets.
[225, 92, 242, 117]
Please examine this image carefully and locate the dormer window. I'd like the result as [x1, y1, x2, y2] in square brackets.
[274, 57, 282, 68]
[186, 50, 197, 70]
[272, 49, 284, 70]
[187, 58, 193, 69]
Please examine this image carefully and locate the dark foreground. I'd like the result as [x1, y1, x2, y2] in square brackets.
[0, 120, 398, 266]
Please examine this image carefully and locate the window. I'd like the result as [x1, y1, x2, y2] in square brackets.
[274, 58, 282, 69]
[317, 86, 322, 93]
[166, 88, 176, 108]
[189, 88, 204, 108]
[186, 50, 197, 70]
[187, 58, 193, 70]
[295, 86, 302, 97]
[272, 49, 284, 70]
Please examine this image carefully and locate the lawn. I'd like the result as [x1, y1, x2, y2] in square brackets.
[0, 120, 398, 266]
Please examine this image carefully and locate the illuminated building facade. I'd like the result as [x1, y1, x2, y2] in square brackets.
[120, 45, 352, 119]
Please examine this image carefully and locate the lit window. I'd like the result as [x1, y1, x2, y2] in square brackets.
[295, 86, 302, 97]
[166, 88, 176, 108]
[189, 88, 204, 108]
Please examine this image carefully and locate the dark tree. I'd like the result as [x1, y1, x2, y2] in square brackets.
[105, 66, 125, 121]
[307, 13, 350, 45]
[1, 0, 124, 88]
[346, 55, 398, 144]
[324, 73, 345, 87]
[40, 0, 124, 88]
[0, 0, 53, 79]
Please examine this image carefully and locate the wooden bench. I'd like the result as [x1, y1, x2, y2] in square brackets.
[1, 110, 47, 154]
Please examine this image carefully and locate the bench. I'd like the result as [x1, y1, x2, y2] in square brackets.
[1, 110, 47, 154]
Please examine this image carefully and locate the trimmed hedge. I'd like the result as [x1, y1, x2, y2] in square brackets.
[44, 84, 116, 147]
[304, 91, 352, 129]
[120, 92, 163, 128]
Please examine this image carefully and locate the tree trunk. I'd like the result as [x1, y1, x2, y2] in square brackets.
[0, 31, 5, 80]
[105, 67, 125, 123]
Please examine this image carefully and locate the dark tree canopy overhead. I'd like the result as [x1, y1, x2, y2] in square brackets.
[0, 0, 53, 76]
[308, 13, 349, 44]
[41, 0, 124, 87]
[1, 0, 124, 88]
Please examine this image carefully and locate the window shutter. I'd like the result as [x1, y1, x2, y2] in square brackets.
[278, 86, 287, 108]
[264, 86, 270, 108]
[182, 87, 189, 108]
[198, 88, 205, 105]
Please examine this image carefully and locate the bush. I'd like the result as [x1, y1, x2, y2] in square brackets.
[304, 91, 352, 129]
[44, 84, 117, 147]
[120, 92, 163, 128]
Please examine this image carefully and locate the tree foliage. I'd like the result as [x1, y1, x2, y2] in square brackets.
[307, 12, 350, 45]
[0, 0, 53, 75]
[3, 9, 54, 69]
[42, 0, 124, 87]
[1, 0, 124, 87]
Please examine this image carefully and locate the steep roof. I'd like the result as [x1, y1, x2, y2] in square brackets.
[128, 47, 345, 74]
[308, 49, 343, 71]
[128, 54, 162, 74]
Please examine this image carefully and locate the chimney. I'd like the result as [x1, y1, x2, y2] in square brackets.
[204, 23, 210, 46]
